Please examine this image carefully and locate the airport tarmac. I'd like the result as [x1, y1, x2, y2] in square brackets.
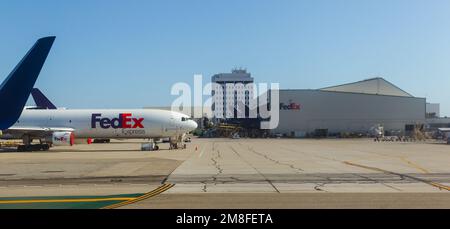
[0, 138, 449, 208]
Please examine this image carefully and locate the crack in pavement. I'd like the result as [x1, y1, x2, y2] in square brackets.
[203, 143, 223, 192]
[211, 155, 223, 183]
[229, 176, 246, 182]
[242, 143, 343, 193]
[280, 145, 411, 189]
[343, 161, 450, 191]
[314, 183, 327, 192]
[353, 173, 403, 191]
[201, 181, 207, 192]
[243, 143, 304, 173]
[167, 174, 440, 184]
[278, 144, 402, 191]
[229, 145, 280, 193]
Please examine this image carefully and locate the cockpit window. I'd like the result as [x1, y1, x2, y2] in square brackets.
[181, 117, 192, 121]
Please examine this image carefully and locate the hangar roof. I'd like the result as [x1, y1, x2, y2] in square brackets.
[320, 77, 413, 97]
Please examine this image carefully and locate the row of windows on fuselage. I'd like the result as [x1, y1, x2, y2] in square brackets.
[16, 119, 73, 124]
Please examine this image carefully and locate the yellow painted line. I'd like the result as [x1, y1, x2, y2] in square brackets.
[105, 183, 174, 209]
[0, 183, 175, 206]
[102, 183, 174, 209]
[102, 183, 173, 209]
[343, 161, 450, 191]
[343, 161, 386, 173]
[400, 157, 430, 174]
[199, 145, 206, 158]
[430, 182, 450, 191]
[0, 197, 134, 205]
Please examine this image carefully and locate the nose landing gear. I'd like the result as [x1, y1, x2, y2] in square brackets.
[169, 134, 187, 150]
[169, 142, 186, 150]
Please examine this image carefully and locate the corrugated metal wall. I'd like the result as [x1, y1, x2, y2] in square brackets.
[273, 90, 426, 134]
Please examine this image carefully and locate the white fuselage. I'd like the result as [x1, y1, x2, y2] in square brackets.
[11, 109, 197, 139]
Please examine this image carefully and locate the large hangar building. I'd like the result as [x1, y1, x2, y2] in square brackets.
[270, 77, 426, 136]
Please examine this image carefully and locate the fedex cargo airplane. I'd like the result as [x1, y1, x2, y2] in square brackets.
[3, 109, 197, 151]
[0, 37, 55, 134]
[1, 40, 197, 151]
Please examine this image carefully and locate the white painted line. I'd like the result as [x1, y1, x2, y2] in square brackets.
[199, 146, 206, 158]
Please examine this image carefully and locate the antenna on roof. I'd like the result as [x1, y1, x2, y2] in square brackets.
[232, 67, 247, 74]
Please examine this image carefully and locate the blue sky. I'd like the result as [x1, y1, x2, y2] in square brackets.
[1, 0, 450, 115]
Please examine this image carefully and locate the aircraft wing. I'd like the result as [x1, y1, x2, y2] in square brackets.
[3, 127, 75, 138]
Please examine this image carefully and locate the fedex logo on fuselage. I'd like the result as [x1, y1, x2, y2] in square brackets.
[91, 113, 144, 129]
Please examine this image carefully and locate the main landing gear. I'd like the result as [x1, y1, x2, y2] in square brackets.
[17, 135, 51, 152]
[141, 141, 160, 151]
[17, 144, 50, 152]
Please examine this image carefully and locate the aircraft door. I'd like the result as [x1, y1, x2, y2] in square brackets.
[168, 116, 180, 136]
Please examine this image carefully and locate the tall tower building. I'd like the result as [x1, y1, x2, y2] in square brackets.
[211, 69, 254, 119]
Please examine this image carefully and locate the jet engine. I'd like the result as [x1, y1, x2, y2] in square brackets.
[50, 132, 74, 146]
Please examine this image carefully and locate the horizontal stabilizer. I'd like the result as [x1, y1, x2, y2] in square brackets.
[31, 88, 57, 109]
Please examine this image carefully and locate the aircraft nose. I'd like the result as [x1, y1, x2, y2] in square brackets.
[189, 120, 198, 130]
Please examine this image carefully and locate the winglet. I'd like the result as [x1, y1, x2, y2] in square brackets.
[0, 36, 55, 130]
[31, 88, 57, 109]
